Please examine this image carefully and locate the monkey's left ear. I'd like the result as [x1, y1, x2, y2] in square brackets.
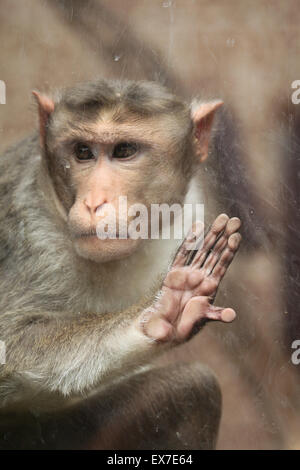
[191, 99, 223, 162]
[32, 91, 55, 147]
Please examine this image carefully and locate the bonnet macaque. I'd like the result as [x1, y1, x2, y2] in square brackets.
[0, 79, 241, 449]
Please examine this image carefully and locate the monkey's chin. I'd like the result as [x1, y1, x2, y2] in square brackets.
[73, 236, 142, 263]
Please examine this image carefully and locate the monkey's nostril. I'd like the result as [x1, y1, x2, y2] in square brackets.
[83, 198, 93, 213]
[84, 197, 108, 215]
[95, 203, 109, 217]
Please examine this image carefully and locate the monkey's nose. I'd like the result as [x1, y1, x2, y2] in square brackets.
[84, 197, 108, 215]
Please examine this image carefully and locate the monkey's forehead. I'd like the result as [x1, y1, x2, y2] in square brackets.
[57, 79, 188, 116]
[49, 108, 192, 146]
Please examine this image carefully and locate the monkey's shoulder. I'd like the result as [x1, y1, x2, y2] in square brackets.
[0, 133, 42, 264]
[0, 133, 40, 177]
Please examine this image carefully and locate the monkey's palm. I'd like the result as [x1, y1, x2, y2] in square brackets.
[141, 214, 241, 343]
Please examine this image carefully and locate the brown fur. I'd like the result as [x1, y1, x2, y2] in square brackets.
[0, 79, 223, 449]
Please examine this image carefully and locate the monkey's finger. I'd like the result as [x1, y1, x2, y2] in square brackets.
[190, 214, 229, 268]
[172, 221, 204, 267]
[211, 233, 242, 281]
[202, 217, 241, 273]
[176, 297, 236, 341]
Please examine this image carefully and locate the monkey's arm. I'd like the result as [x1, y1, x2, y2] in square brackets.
[0, 301, 157, 412]
[0, 215, 241, 412]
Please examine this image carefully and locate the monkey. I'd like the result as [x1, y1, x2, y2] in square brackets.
[0, 79, 241, 450]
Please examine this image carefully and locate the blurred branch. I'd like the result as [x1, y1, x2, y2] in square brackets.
[209, 107, 271, 249]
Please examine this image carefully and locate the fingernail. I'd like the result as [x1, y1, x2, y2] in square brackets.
[221, 308, 236, 322]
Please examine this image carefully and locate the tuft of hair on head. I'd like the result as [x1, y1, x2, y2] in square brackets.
[58, 79, 189, 119]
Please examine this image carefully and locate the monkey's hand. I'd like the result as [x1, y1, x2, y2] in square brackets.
[138, 214, 241, 343]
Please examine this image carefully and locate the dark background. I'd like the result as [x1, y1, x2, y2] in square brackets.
[0, 0, 299, 449]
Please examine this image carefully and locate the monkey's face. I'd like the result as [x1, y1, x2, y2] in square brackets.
[37, 80, 221, 264]
[47, 111, 193, 263]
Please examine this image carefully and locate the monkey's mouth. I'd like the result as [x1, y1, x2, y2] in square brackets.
[74, 229, 130, 240]
[75, 229, 97, 239]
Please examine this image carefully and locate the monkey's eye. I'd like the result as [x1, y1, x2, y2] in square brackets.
[112, 142, 138, 159]
[75, 143, 95, 162]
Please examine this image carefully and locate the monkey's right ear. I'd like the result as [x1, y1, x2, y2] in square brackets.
[32, 91, 55, 147]
[191, 99, 223, 162]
